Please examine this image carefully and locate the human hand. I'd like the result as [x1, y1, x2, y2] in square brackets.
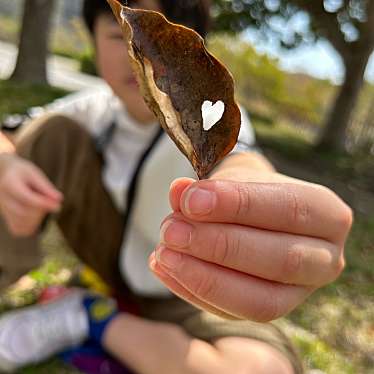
[0, 155, 63, 237]
[150, 174, 352, 321]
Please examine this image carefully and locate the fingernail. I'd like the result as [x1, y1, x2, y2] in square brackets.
[160, 220, 193, 248]
[184, 187, 215, 216]
[156, 246, 182, 269]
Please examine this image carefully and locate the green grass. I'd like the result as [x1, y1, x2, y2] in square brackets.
[287, 215, 374, 373]
[251, 118, 313, 157]
[293, 335, 355, 373]
[251, 119, 374, 373]
[0, 79, 69, 121]
[19, 360, 81, 374]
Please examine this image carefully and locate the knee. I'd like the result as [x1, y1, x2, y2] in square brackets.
[21, 114, 90, 145]
[16, 114, 92, 159]
[40, 114, 88, 138]
[233, 354, 295, 374]
[214, 338, 296, 374]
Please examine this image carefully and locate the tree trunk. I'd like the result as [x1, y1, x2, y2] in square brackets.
[10, 0, 56, 84]
[317, 50, 372, 152]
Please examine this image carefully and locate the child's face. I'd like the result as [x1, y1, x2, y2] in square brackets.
[94, 0, 162, 124]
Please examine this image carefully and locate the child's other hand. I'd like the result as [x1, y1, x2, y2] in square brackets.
[150, 176, 352, 321]
[0, 155, 63, 237]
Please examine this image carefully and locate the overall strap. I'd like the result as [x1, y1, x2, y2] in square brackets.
[95, 121, 117, 155]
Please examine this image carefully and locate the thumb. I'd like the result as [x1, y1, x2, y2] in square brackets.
[169, 178, 195, 212]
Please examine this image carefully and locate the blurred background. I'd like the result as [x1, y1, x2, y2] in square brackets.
[0, 1, 373, 373]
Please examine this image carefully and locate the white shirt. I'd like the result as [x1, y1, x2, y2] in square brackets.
[42, 83, 257, 296]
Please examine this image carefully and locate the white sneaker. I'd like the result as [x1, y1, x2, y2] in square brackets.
[0, 290, 89, 373]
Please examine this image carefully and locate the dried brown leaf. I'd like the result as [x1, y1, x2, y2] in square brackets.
[107, 0, 241, 178]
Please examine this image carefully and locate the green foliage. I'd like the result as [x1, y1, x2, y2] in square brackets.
[50, 18, 98, 75]
[51, 18, 92, 60]
[211, 1, 374, 152]
[51, 48, 97, 76]
[79, 50, 97, 76]
[211, 0, 305, 48]
[209, 34, 284, 100]
[211, 1, 372, 55]
[208, 34, 334, 127]
[0, 15, 19, 43]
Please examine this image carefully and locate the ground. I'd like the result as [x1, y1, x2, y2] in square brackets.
[255, 120, 374, 374]
[0, 81, 373, 374]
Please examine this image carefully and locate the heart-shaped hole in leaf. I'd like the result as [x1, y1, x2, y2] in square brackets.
[202, 100, 225, 131]
[107, 0, 241, 179]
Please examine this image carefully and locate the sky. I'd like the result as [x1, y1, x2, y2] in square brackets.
[243, 21, 374, 85]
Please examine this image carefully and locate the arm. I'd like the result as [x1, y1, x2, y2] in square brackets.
[103, 312, 293, 374]
[212, 152, 312, 184]
[212, 152, 275, 180]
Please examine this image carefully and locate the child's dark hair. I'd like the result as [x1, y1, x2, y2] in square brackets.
[83, 0, 211, 37]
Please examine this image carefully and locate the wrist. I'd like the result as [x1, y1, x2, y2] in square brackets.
[82, 295, 120, 345]
[211, 152, 275, 181]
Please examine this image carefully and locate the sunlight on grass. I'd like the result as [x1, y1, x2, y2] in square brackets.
[252, 119, 313, 159]
[294, 336, 355, 373]
[0, 79, 69, 120]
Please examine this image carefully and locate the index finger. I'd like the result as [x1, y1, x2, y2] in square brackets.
[10, 183, 61, 212]
[179, 180, 352, 242]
